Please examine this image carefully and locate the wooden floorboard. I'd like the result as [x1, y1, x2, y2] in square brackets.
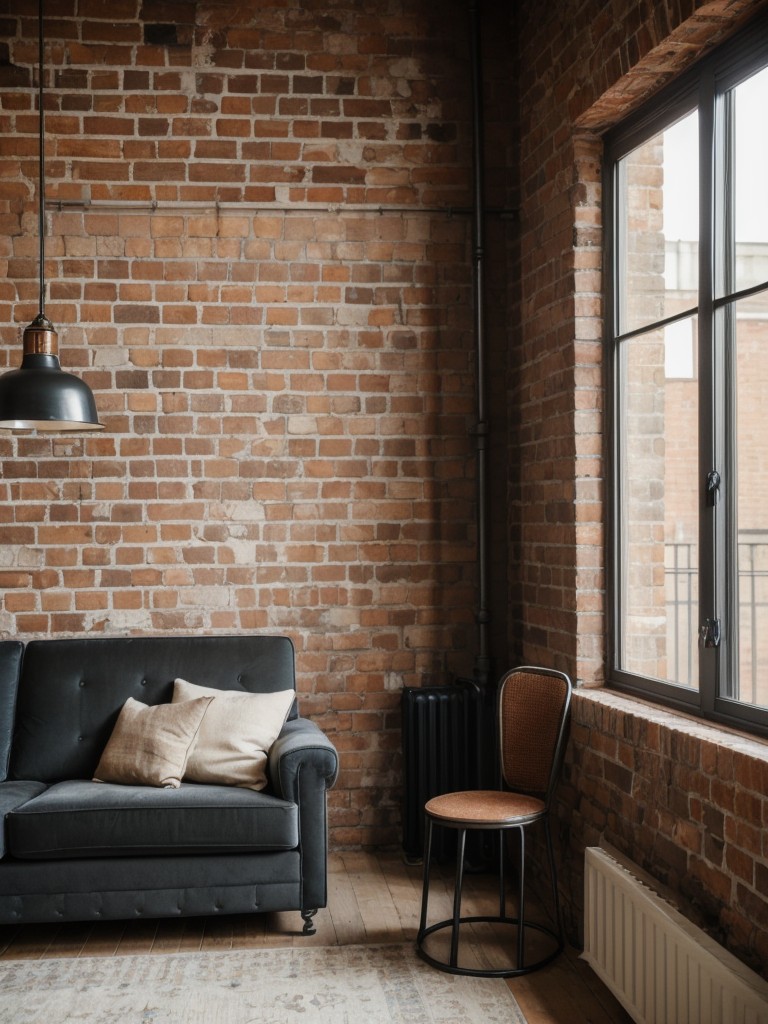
[0, 852, 633, 1023]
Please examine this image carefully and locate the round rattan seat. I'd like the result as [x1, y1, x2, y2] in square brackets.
[425, 790, 545, 827]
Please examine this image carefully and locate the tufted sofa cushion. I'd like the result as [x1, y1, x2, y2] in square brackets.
[7, 781, 299, 859]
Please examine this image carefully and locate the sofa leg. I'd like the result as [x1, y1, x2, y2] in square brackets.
[301, 909, 318, 935]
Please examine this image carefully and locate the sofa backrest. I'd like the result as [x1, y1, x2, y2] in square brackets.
[7, 634, 297, 783]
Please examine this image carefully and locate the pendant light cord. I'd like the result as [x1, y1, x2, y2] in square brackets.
[37, 0, 46, 319]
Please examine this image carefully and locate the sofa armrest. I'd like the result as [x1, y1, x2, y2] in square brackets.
[269, 718, 338, 798]
[268, 717, 338, 914]
[0, 780, 47, 858]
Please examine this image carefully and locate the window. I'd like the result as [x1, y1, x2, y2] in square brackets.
[606, 16, 768, 735]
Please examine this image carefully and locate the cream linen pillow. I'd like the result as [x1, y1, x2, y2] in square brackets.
[173, 678, 295, 791]
[93, 696, 213, 789]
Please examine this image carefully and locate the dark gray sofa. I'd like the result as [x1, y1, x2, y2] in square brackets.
[0, 634, 338, 934]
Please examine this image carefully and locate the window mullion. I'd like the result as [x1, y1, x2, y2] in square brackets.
[697, 68, 719, 715]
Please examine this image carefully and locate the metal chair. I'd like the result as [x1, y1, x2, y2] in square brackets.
[416, 665, 573, 977]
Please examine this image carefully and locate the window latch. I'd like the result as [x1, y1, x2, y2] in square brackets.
[699, 618, 721, 648]
[706, 470, 721, 506]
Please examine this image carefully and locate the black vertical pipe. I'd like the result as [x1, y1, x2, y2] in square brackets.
[37, 0, 46, 318]
[469, 0, 490, 690]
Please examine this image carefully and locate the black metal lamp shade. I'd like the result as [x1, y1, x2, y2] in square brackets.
[0, 314, 103, 432]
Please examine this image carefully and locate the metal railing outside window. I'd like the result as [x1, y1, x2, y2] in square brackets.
[666, 536, 768, 706]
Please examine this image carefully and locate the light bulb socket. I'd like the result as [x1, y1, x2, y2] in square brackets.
[23, 313, 58, 357]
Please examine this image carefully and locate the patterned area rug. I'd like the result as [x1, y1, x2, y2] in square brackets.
[0, 943, 526, 1024]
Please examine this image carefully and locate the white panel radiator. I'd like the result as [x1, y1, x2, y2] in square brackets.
[583, 847, 768, 1024]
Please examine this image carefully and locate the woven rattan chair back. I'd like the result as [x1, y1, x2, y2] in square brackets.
[498, 667, 571, 799]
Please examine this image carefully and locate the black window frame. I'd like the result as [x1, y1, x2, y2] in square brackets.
[605, 13, 768, 738]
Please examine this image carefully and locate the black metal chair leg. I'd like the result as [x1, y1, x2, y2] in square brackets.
[450, 828, 467, 968]
[544, 818, 564, 946]
[517, 826, 525, 969]
[418, 817, 434, 941]
[498, 829, 506, 918]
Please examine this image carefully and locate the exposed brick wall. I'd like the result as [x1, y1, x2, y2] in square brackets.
[515, 0, 768, 981]
[0, 0, 515, 848]
[555, 691, 768, 978]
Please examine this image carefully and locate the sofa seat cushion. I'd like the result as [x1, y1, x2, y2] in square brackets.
[0, 781, 48, 858]
[6, 780, 298, 860]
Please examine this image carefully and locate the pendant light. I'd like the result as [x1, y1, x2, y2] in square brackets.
[0, 0, 103, 432]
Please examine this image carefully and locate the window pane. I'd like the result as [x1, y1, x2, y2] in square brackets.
[734, 288, 768, 709]
[618, 112, 699, 335]
[733, 67, 768, 293]
[619, 318, 699, 687]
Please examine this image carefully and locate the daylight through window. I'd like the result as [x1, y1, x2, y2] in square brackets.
[607, 19, 768, 734]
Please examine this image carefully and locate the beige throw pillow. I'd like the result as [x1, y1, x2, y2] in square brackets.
[173, 678, 295, 791]
[93, 696, 213, 789]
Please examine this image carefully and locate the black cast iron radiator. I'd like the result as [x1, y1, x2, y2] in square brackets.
[401, 679, 483, 863]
